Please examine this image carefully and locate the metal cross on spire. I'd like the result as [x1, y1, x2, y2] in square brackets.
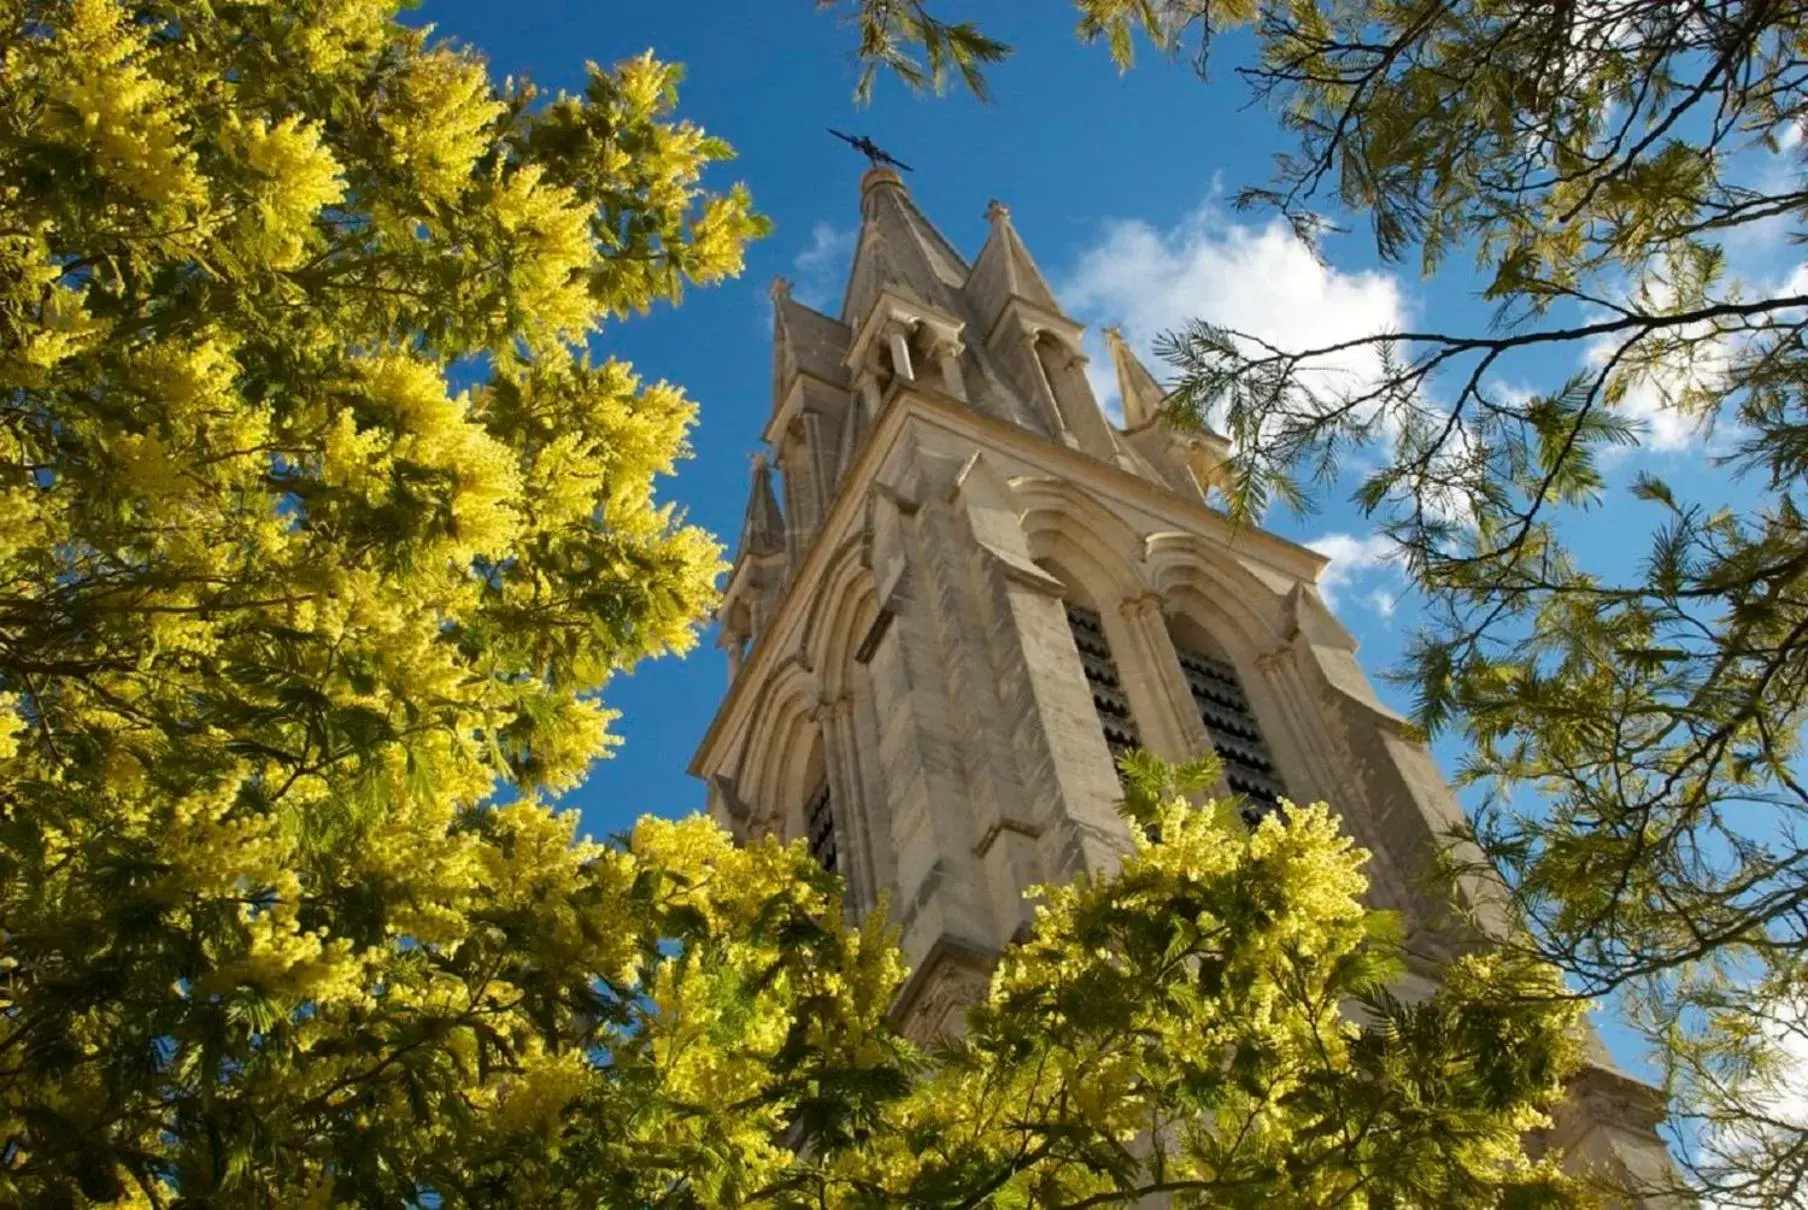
[828, 129, 913, 172]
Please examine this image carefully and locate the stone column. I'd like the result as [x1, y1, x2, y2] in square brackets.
[779, 423, 818, 566]
[1020, 328, 1079, 448]
[815, 695, 863, 914]
[803, 408, 833, 528]
[1037, 339, 1122, 464]
[924, 331, 968, 402]
[847, 660, 897, 914]
[1113, 592, 1211, 763]
[885, 323, 916, 382]
[946, 452, 1132, 885]
[1541, 1067, 1688, 1208]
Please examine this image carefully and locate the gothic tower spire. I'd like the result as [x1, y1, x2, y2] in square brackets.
[693, 172, 1680, 1202]
[841, 167, 970, 323]
[969, 197, 1059, 316]
[1104, 326, 1167, 429]
[736, 453, 784, 561]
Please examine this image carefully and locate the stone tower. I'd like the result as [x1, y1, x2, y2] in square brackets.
[689, 168, 1678, 1200]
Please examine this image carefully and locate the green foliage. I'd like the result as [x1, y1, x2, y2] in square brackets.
[832, 0, 1808, 1203]
[816, 0, 1010, 102]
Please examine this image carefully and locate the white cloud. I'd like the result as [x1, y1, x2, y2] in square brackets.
[1581, 254, 1808, 456]
[1581, 337, 1716, 453]
[1060, 203, 1410, 429]
[1366, 588, 1399, 619]
[1054, 203, 1429, 619]
[1721, 132, 1804, 262]
[1048, 185, 1805, 486]
[791, 221, 855, 312]
[1589, 135, 1808, 457]
[1763, 1007, 1808, 1131]
[1304, 531, 1403, 611]
[1700, 995, 1808, 1204]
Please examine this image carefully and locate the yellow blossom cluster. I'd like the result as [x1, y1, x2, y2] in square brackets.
[819, 757, 1589, 1209]
[0, 0, 772, 1201]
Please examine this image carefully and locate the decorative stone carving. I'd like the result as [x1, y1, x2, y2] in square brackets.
[892, 941, 995, 1046]
[1117, 591, 1166, 621]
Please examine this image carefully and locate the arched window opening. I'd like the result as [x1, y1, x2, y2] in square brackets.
[1169, 620, 1286, 822]
[1064, 600, 1141, 769]
[804, 779, 838, 873]
[792, 734, 839, 874]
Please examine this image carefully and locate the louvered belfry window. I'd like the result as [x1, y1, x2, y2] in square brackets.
[1064, 602, 1141, 767]
[804, 780, 838, 873]
[1174, 641, 1287, 821]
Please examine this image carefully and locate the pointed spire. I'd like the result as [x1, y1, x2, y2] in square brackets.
[860, 166, 907, 209]
[981, 196, 1060, 313]
[771, 288, 851, 408]
[771, 283, 799, 404]
[966, 196, 1065, 333]
[738, 454, 785, 560]
[1105, 328, 1169, 429]
[841, 167, 970, 324]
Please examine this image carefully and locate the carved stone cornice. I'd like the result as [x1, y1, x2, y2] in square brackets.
[972, 817, 1043, 858]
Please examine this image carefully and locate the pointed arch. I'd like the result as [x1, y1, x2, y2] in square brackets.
[782, 532, 890, 908]
[1011, 475, 1151, 606]
[1142, 531, 1294, 654]
[1003, 477, 1159, 776]
[1168, 610, 1288, 818]
[796, 733, 837, 873]
[798, 533, 874, 698]
[735, 655, 820, 832]
[1141, 531, 1302, 819]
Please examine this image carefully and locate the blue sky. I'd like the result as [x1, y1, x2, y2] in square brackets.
[419, 0, 1781, 1084]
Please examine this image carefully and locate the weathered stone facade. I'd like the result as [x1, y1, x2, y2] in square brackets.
[690, 167, 1680, 1203]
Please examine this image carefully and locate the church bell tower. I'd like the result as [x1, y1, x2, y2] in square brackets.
[689, 167, 1680, 1201]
